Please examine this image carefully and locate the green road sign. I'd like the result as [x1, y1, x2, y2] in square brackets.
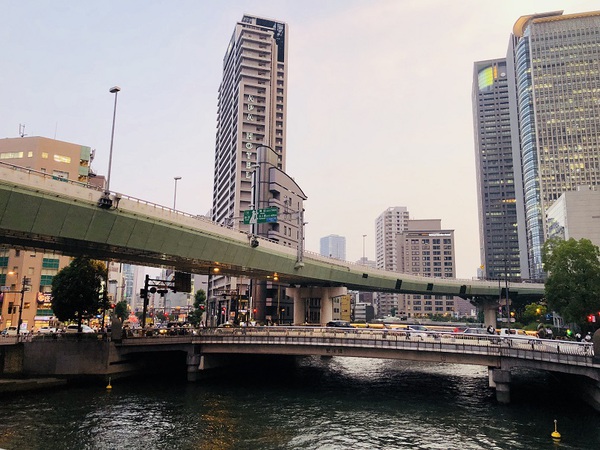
[243, 207, 278, 224]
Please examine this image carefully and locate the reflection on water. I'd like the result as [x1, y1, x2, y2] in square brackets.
[0, 357, 598, 449]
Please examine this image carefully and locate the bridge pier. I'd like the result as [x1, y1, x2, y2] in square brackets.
[489, 368, 511, 404]
[186, 353, 201, 382]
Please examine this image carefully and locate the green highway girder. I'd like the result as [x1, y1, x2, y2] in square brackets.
[0, 171, 545, 301]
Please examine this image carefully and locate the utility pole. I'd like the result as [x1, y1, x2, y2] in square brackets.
[16, 276, 30, 337]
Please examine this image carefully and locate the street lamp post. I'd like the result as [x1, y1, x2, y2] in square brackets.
[16, 276, 30, 337]
[362, 234, 367, 264]
[173, 176, 182, 209]
[105, 86, 121, 194]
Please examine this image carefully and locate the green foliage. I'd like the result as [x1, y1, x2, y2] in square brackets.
[194, 289, 206, 308]
[521, 302, 547, 325]
[51, 257, 107, 326]
[542, 237, 600, 326]
[189, 289, 207, 326]
[114, 300, 129, 322]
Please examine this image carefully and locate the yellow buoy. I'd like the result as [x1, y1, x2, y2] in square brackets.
[106, 377, 112, 390]
[551, 419, 561, 441]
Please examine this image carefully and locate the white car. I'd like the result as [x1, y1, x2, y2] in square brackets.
[38, 326, 57, 334]
[406, 325, 429, 340]
[5, 326, 29, 336]
[65, 324, 95, 333]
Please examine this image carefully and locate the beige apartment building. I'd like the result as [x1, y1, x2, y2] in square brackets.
[0, 136, 93, 331]
[398, 219, 462, 318]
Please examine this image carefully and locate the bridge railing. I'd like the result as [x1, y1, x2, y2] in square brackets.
[194, 326, 595, 365]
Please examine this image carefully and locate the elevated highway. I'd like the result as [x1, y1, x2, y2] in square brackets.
[0, 162, 544, 302]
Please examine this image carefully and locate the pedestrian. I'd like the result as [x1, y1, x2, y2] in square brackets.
[575, 332, 582, 342]
[584, 332, 592, 343]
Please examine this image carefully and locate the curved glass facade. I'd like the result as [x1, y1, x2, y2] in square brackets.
[514, 33, 545, 280]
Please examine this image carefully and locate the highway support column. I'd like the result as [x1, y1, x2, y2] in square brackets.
[481, 297, 498, 331]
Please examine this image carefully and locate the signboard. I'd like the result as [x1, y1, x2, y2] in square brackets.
[243, 207, 278, 224]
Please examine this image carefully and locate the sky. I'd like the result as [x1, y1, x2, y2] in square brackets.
[1, 0, 597, 279]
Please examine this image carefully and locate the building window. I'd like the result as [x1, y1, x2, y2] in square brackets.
[53, 155, 71, 164]
[0, 152, 24, 159]
[40, 275, 53, 286]
[42, 258, 59, 269]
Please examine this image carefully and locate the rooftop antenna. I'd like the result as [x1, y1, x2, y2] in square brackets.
[19, 124, 27, 138]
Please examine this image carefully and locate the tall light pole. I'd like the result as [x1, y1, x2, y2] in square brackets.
[16, 276, 30, 337]
[362, 234, 367, 263]
[173, 176, 182, 209]
[105, 86, 121, 194]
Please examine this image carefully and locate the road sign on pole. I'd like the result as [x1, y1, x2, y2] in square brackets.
[243, 207, 278, 224]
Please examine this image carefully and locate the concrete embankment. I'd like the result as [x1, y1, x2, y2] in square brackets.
[0, 377, 67, 394]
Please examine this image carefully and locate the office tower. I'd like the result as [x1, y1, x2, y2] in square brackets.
[472, 59, 521, 282]
[210, 15, 288, 300]
[375, 206, 409, 317]
[398, 219, 459, 318]
[320, 234, 346, 260]
[507, 11, 600, 280]
[547, 186, 600, 249]
[0, 136, 93, 331]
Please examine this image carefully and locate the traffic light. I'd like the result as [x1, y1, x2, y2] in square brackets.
[174, 272, 192, 293]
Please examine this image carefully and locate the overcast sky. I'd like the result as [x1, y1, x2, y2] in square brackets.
[1, 0, 595, 278]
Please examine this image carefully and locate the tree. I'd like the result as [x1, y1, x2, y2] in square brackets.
[114, 300, 129, 322]
[188, 289, 206, 326]
[521, 302, 547, 325]
[542, 237, 600, 326]
[51, 257, 107, 330]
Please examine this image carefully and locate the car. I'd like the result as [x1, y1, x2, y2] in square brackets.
[5, 326, 29, 336]
[38, 326, 57, 334]
[65, 324, 95, 333]
[405, 324, 429, 340]
[462, 327, 489, 335]
[326, 320, 352, 328]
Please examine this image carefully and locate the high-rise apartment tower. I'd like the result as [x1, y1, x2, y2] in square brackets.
[375, 206, 409, 317]
[211, 15, 289, 298]
[212, 15, 288, 229]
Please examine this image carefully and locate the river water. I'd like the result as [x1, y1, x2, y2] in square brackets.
[0, 357, 598, 449]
